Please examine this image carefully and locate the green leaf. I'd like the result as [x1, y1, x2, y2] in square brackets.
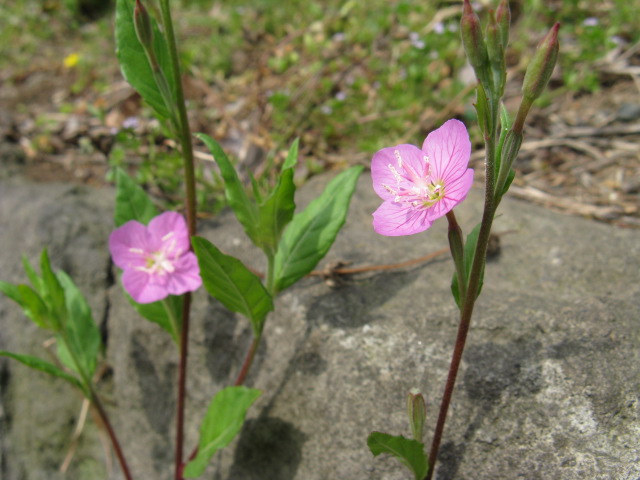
[115, 0, 176, 120]
[282, 137, 299, 170]
[451, 222, 485, 309]
[129, 294, 182, 343]
[501, 167, 516, 197]
[183, 386, 261, 478]
[55, 272, 102, 380]
[22, 255, 44, 294]
[273, 166, 363, 293]
[192, 237, 273, 336]
[0, 350, 86, 395]
[114, 167, 158, 227]
[0, 281, 52, 329]
[253, 139, 300, 254]
[18, 284, 52, 329]
[40, 249, 67, 326]
[255, 167, 296, 255]
[367, 432, 429, 480]
[196, 134, 260, 244]
[0, 281, 21, 304]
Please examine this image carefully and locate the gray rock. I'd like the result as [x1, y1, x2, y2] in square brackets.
[1, 170, 638, 480]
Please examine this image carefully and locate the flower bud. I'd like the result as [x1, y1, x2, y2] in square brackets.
[486, 10, 506, 95]
[495, 0, 511, 50]
[495, 129, 523, 196]
[461, 0, 491, 89]
[522, 23, 560, 102]
[407, 389, 427, 442]
[134, 0, 154, 52]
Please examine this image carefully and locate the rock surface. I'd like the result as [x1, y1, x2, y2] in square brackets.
[1, 168, 639, 480]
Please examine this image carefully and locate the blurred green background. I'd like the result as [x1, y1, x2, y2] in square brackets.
[1, 0, 638, 214]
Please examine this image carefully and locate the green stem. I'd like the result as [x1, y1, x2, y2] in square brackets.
[157, 2, 197, 480]
[158, 0, 197, 237]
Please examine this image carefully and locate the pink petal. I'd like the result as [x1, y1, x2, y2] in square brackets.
[371, 144, 427, 201]
[372, 201, 433, 236]
[425, 168, 475, 221]
[122, 269, 169, 304]
[165, 252, 202, 296]
[148, 211, 191, 253]
[422, 119, 471, 183]
[109, 220, 150, 269]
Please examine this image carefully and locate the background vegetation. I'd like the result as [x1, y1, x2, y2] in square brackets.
[1, 0, 638, 215]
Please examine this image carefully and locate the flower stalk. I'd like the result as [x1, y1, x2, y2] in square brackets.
[156, 1, 198, 478]
[422, 6, 558, 480]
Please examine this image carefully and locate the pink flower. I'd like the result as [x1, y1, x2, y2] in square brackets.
[371, 119, 474, 236]
[109, 212, 202, 303]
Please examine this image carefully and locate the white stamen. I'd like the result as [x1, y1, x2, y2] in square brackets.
[394, 149, 403, 168]
[388, 164, 403, 183]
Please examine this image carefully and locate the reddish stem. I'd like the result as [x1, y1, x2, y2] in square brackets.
[234, 336, 261, 386]
[91, 390, 133, 480]
[175, 292, 192, 480]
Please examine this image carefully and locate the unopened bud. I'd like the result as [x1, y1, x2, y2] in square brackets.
[461, 0, 491, 89]
[495, 129, 523, 196]
[134, 0, 154, 51]
[486, 10, 506, 95]
[495, 0, 511, 50]
[522, 23, 560, 102]
[407, 389, 426, 442]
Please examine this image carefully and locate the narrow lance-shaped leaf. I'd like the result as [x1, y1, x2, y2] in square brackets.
[114, 0, 176, 120]
[282, 137, 299, 170]
[451, 222, 485, 309]
[114, 167, 158, 227]
[192, 236, 273, 337]
[254, 138, 300, 255]
[0, 281, 51, 330]
[183, 386, 262, 478]
[54, 272, 102, 381]
[273, 166, 363, 293]
[40, 249, 67, 325]
[367, 432, 429, 480]
[196, 133, 260, 245]
[0, 351, 87, 396]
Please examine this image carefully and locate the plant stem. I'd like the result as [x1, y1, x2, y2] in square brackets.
[425, 203, 495, 480]
[90, 388, 134, 480]
[158, 0, 197, 237]
[174, 292, 192, 480]
[425, 112, 498, 480]
[157, 2, 197, 479]
[234, 335, 262, 386]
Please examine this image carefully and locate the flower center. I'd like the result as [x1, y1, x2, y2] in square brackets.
[382, 150, 446, 209]
[131, 232, 182, 277]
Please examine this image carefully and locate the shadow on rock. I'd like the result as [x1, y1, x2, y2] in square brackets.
[307, 269, 422, 329]
[131, 334, 175, 474]
[227, 416, 306, 480]
[203, 302, 246, 383]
